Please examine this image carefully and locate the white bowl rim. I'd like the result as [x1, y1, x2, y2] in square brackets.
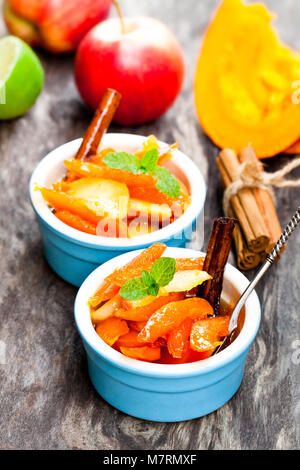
[29, 133, 206, 248]
[74, 247, 261, 378]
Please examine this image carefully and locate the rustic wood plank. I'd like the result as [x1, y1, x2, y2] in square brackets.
[0, 0, 299, 450]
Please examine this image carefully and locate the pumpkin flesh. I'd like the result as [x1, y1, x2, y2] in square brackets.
[194, 0, 300, 158]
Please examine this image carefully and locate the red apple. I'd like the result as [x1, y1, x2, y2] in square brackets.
[3, 0, 111, 53]
[74, 17, 185, 125]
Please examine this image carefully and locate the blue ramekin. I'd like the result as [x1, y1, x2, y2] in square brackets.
[29, 134, 206, 287]
[74, 247, 261, 422]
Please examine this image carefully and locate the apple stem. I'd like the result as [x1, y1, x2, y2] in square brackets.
[112, 0, 125, 34]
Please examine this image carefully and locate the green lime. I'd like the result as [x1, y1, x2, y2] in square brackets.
[0, 35, 44, 119]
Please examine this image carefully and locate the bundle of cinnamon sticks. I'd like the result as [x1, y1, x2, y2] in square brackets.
[217, 145, 282, 270]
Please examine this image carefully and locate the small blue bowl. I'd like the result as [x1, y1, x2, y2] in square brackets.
[74, 247, 261, 422]
[29, 134, 206, 287]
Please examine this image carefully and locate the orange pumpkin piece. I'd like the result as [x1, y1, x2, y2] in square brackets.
[117, 292, 186, 322]
[96, 317, 129, 346]
[129, 186, 189, 213]
[115, 330, 144, 348]
[130, 257, 205, 277]
[175, 257, 205, 271]
[64, 172, 79, 183]
[52, 181, 71, 192]
[194, 0, 300, 158]
[64, 159, 156, 188]
[39, 187, 101, 224]
[158, 143, 179, 165]
[88, 281, 120, 308]
[105, 243, 166, 286]
[160, 346, 211, 364]
[134, 135, 160, 159]
[88, 147, 116, 164]
[284, 139, 300, 154]
[120, 345, 161, 362]
[190, 316, 230, 353]
[138, 297, 214, 343]
[167, 318, 193, 358]
[128, 321, 148, 332]
[55, 210, 97, 235]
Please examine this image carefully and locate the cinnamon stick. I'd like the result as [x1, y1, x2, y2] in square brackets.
[75, 88, 121, 161]
[218, 149, 269, 252]
[198, 217, 236, 314]
[228, 207, 260, 270]
[238, 146, 282, 252]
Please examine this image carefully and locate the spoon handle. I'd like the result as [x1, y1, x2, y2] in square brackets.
[267, 206, 300, 263]
[228, 206, 300, 333]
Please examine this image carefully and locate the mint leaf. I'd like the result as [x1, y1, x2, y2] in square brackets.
[150, 257, 176, 287]
[103, 152, 142, 174]
[151, 166, 180, 198]
[103, 149, 181, 198]
[141, 270, 155, 287]
[119, 257, 176, 300]
[147, 285, 160, 297]
[140, 148, 159, 172]
[119, 278, 149, 300]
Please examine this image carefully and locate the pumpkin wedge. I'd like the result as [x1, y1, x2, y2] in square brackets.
[284, 139, 300, 154]
[194, 0, 300, 158]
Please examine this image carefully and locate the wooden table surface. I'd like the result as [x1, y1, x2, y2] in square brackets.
[0, 0, 299, 450]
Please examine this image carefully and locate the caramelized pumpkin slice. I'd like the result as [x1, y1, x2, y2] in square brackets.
[115, 330, 144, 348]
[167, 318, 193, 359]
[128, 321, 148, 332]
[55, 210, 97, 235]
[64, 159, 156, 188]
[134, 135, 160, 159]
[66, 177, 129, 219]
[131, 257, 205, 276]
[190, 316, 230, 353]
[88, 281, 120, 308]
[195, 0, 300, 158]
[138, 298, 213, 343]
[115, 292, 186, 322]
[284, 139, 300, 154]
[129, 186, 189, 213]
[95, 317, 129, 346]
[120, 345, 161, 362]
[175, 257, 205, 271]
[39, 187, 101, 224]
[105, 243, 166, 286]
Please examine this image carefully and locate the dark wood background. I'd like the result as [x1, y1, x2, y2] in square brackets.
[0, 0, 299, 450]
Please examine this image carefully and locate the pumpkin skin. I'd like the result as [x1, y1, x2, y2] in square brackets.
[284, 139, 300, 154]
[194, 0, 300, 158]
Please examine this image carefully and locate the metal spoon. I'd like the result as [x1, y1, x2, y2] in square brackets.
[213, 206, 300, 356]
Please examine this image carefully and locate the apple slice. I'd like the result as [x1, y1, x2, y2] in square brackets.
[128, 198, 172, 220]
[66, 177, 129, 219]
[159, 270, 211, 294]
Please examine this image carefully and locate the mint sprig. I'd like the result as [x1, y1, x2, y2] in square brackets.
[119, 257, 176, 301]
[103, 149, 180, 198]
[102, 152, 143, 174]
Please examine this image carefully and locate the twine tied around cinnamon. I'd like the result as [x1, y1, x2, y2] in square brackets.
[223, 145, 300, 216]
